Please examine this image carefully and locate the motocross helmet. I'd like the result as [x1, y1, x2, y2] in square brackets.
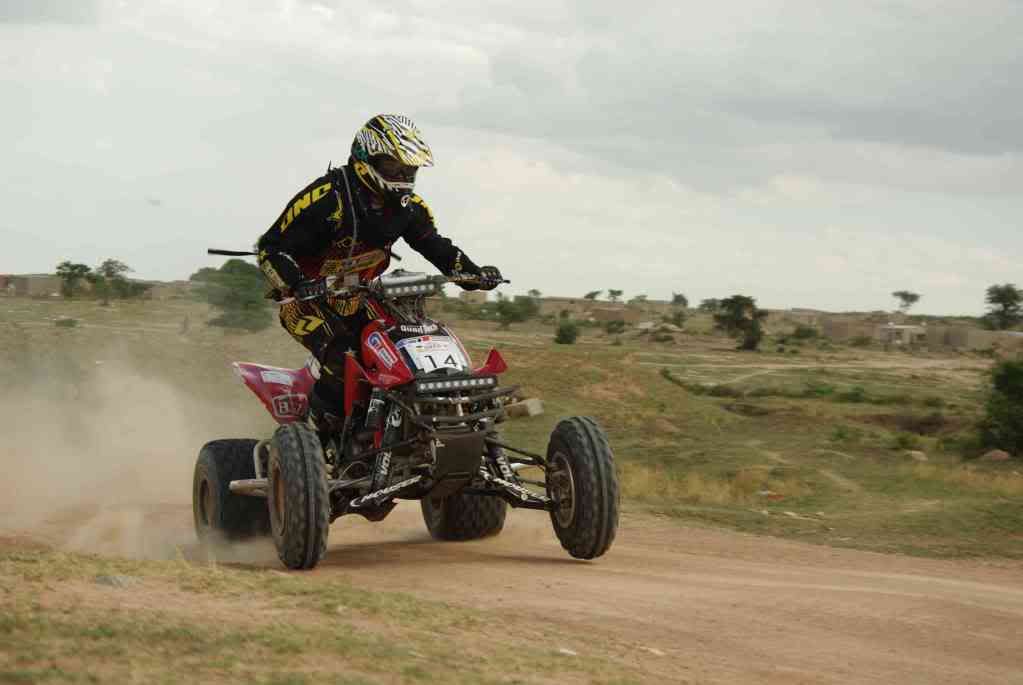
[350, 114, 434, 203]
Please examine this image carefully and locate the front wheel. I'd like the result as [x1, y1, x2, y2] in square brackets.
[546, 417, 619, 559]
[268, 423, 330, 570]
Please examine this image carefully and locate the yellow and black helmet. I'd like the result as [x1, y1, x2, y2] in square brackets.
[350, 114, 434, 202]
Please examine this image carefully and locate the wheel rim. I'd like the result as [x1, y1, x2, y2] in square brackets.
[549, 452, 576, 528]
[271, 462, 286, 533]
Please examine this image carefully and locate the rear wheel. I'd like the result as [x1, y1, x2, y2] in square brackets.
[193, 439, 270, 543]
[421, 442, 508, 541]
[268, 423, 330, 570]
[421, 491, 507, 540]
[546, 417, 619, 559]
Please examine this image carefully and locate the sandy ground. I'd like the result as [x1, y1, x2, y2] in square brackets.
[10, 501, 1021, 685]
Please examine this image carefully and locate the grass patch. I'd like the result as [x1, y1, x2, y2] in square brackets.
[0, 547, 648, 684]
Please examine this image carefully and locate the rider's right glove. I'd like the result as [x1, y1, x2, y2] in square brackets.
[292, 278, 328, 302]
[477, 265, 503, 291]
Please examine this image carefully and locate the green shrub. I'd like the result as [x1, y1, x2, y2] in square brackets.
[54, 318, 78, 328]
[979, 360, 1023, 456]
[604, 319, 626, 335]
[830, 425, 863, 443]
[792, 325, 819, 340]
[836, 386, 868, 403]
[849, 335, 874, 348]
[554, 320, 579, 345]
[803, 381, 836, 397]
[890, 432, 922, 451]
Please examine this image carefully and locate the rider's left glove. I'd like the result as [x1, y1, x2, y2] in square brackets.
[293, 278, 328, 302]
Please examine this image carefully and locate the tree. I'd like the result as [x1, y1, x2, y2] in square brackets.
[698, 298, 720, 313]
[979, 359, 1023, 457]
[583, 290, 602, 300]
[493, 293, 539, 329]
[96, 258, 131, 281]
[55, 261, 92, 298]
[607, 289, 623, 303]
[713, 295, 769, 351]
[892, 290, 921, 314]
[985, 284, 1022, 330]
[672, 292, 689, 308]
[86, 259, 150, 304]
[85, 271, 111, 306]
[189, 267, 220, 282]
[191, 259, 272, 331]
[628, 294, 648, 305]
[527, 289, 542, 299]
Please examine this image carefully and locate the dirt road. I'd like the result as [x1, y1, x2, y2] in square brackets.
[7, 500, 1023, 683]
[308, 507, 1023, 684]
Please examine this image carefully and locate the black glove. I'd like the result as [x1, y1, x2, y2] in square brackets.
[477, 265, 504, 291]
[292, 278, 328, 301]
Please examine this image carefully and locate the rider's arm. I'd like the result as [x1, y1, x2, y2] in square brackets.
[257, 175, 338, 290]
[401, 194, 482, 278]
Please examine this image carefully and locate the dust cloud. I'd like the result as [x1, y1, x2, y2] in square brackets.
[0, 357, 266, 561]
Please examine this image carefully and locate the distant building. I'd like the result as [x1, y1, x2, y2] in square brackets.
[927, 324, 1023, 352]
[820, 317, 877, 342]
[588, 306, 643, 325]
[538, 297, 588, 317]
[144, 280, 193, 300]
[878, 323, 927, 346]
[0, 274, 62, 297]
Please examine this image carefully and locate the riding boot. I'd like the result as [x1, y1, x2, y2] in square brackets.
[307, 378, 345, 441]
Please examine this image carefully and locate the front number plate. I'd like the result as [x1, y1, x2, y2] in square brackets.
[396, 335, 468, 372]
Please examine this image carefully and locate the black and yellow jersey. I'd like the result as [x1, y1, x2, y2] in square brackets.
[257, 165, 479, 292]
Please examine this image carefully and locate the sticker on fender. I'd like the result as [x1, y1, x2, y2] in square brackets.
[366, 332, 399, 368]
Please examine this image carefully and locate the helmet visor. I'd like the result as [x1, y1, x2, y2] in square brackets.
[371, 156, 418, 184]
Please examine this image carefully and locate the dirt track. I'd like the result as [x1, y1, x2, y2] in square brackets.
[6, 500, 1023, 683]
[236, 506, 1022, 683]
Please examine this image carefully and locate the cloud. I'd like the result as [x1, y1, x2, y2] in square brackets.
[0, 0, 100, 24]
[1, 0, 1021, 316]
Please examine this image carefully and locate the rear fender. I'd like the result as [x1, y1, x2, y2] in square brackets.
[233, 361, 317, 424]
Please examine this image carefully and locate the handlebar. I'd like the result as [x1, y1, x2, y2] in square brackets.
[275, 273, 509, 305]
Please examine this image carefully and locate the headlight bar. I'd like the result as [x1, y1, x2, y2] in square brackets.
[383, 283, 439, 297]
[416, 376, 498, 393]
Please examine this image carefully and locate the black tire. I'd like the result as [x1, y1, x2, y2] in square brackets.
[193, 439, 271, 543]
[546, 416, 619, 559]
[268, 423, 330, 570]
[421, 492, 507, 541]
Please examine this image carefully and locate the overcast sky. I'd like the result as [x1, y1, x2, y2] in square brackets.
[2, 0, 1020, 314]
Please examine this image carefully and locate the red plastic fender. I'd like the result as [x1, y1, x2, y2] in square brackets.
[360, 321, 415, 389]
[233, 361, 316, 424]
[474, 348, 507, 376]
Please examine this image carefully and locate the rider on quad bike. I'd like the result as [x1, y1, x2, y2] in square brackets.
[192, 113, 618, 571]
[256, 114, 503, 434]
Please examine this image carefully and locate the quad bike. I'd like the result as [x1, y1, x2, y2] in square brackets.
[193, 270, 619, 570]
